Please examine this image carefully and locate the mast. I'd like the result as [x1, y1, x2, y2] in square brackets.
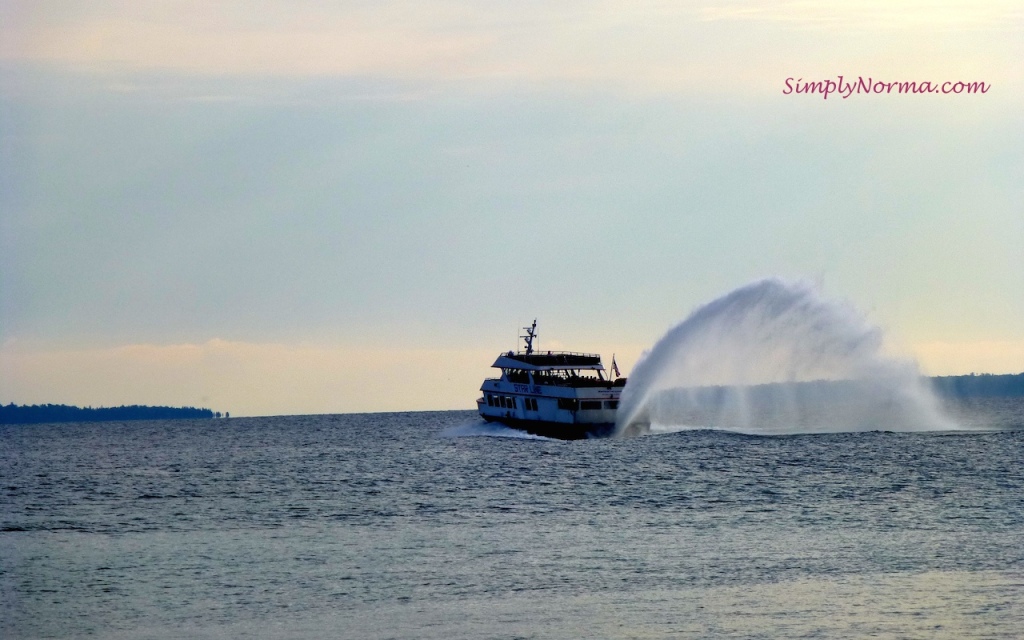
[521, 319, 538, 355]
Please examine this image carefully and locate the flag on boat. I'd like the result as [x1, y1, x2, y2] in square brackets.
[611, 355, 621, 378]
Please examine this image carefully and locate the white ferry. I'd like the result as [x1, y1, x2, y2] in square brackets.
[477, 320, 625, 439]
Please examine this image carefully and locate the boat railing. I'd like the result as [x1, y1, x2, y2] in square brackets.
[482, 375, 616, 389]
[505, 351, 603, 364]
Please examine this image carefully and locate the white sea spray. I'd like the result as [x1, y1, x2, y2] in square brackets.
[616, 279, 954, 436]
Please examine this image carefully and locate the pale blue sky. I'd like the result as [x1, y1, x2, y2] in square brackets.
[2, 1, 1022, 415]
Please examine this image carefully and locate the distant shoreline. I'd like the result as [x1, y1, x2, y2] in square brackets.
[928, 373, 1024, 398]
[0, 404, 225, 425]
[2, 373, 1020, 425]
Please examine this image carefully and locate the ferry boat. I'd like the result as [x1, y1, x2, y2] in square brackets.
[477, 320, 626, 439]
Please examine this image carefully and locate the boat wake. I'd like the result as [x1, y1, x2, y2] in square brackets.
[440, 421, 556, 440]
[616, 279, 956, 436]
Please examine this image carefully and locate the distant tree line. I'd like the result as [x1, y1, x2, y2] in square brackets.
[928, 373, 1024, 397]
[0, 403, 224, 425]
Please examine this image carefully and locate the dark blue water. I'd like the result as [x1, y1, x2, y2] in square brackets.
[2, 401, 1023, 638]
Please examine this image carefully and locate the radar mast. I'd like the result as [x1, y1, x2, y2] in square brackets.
[521, 319, 538, 355]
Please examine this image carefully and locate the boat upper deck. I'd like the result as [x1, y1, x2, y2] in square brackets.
[492, 351, 604, 371]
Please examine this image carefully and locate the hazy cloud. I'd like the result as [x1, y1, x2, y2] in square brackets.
[4, 1, 1020, 95]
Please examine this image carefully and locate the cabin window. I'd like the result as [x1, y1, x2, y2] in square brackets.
[508, 397, 516, 409]
[580, 400, 602, 411]
[605, 400, 619, 409]
[487, 395, 494, 406]
[557, 398, 579, 411]
[525, 398, 538, 411]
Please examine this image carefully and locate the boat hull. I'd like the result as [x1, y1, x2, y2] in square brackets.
[481, 415, 616, 440]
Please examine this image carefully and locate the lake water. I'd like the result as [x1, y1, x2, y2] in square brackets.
[2, 398, 1023, 638]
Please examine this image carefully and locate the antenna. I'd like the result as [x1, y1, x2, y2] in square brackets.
[520, 318, 538, 355]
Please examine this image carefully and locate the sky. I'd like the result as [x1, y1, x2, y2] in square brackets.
[1, 1, 1022, 416]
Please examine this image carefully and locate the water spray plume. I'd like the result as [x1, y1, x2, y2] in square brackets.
[616, 279, 954, 436]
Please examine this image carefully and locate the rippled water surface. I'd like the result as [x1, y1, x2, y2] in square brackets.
[2, 400, 1023, 638]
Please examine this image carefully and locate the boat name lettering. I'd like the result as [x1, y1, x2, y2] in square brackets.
[513, 384, 542, 394]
